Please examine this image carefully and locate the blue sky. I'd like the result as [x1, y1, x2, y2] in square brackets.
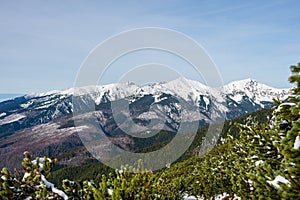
[0, 0, 299, 93]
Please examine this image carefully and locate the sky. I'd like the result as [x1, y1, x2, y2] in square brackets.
[0, 0, 299, 94]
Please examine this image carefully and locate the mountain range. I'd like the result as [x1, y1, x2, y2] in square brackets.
[0, 78, 289, 169]
[0, 94, 23, 103]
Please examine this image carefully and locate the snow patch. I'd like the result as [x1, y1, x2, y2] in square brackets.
[32, 157, 52, 171]
[1, 175, 7, 181]
[108, 189, 113, 195]
[267, 175, 290, 189]
[138, 111, 159, 119]
[231, 93, 244, 103]
[74, 125, 90, 131]
[202, 96, 210, 109]
[183, 194, 198, 200]
[41, 175, 68, 200]
[0, 112, 6, 118]
[22, 172, 30, 181]
[21, 101, 33, 108]
[23, 158, 68, 199]
[274, 102, 296, 113]
[294, 135, 300, 149]
[183, 192, 240, 200]
[255, 160, 264, 166]
[0, 114, 26, 125]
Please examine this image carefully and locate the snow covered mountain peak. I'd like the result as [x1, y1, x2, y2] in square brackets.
[223, 79, 289, 107]
[225, 78, 259, 90]
[0, 77, 291, 143]
[22, 77, 290, 108]
[225, 78, 288, 93]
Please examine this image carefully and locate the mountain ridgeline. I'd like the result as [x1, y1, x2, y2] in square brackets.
[0, 78, 289, 169]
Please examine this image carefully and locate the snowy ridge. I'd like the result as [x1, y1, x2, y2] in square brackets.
[30, 78, 287, 104]
[23, 78, 289, 107]
[223, 79, 289, 107]
[0, 78, 290, 134]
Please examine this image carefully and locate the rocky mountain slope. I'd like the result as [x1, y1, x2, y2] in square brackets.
[0, 78, 289, 169]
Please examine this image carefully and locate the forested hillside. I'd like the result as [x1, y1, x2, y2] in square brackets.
[49, 107, 273, 187]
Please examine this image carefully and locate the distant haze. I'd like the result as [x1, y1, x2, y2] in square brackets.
[0, 94, 23, 102]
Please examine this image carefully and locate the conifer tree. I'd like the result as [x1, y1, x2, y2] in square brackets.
[248, 63, 300, 199]
[277, 63, 300, 199]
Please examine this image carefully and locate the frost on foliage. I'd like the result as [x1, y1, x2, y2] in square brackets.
[22, 155, 68, 200]
[255, 160, 264, 167]
[22, 172, 30, 181]
[183, 193, 241, 200]
[294, 135, 300, 149]
[36, 158, 68, 199]
[41, 175, 68, 200]
[267, 175, 290, 189]
[274, 102, 296, 113]
[183, 193, 198, 200]
[31, 157, 52, 172]
[212, 193, 240, 200]
[107, 188, 113, 196]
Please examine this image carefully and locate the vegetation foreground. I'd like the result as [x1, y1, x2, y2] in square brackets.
[0, 63, 299, 199]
